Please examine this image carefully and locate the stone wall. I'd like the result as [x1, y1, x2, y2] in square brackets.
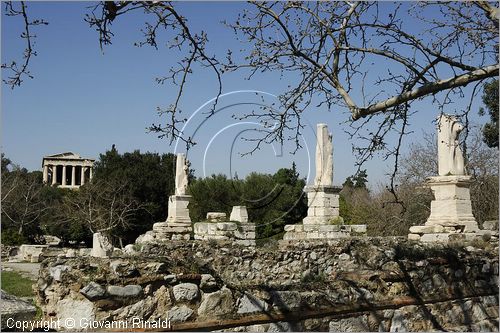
[193, 222, 256, 246]
[34, 237, 498, 331]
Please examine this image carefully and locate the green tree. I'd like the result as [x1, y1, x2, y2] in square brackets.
[189, 164, 307, 241]
[92, 146, 177, 243]
[343, 170, 368, 189]
[479, 79, 499, 148]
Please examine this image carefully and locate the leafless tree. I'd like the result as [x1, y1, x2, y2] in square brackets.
[1, 167, 49, 235]
[3, 2, 499, 181]
[1, 1, 48, 88]
[60, 179, 146, 239]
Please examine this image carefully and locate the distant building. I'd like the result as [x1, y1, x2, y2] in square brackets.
[42, 152, 95, 188]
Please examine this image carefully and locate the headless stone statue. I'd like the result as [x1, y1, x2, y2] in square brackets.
[314, 124, 333, 186]
[437, 114, 465, 176]
[175, 153, 189, 195]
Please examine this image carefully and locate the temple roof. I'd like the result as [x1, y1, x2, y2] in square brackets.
[42, 152, 95, 164]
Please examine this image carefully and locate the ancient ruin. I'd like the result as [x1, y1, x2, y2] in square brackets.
[194, 206, 256, 246]
[408, 114, 490, 242]
[149, 153, 193, 241]
[42, 152, 94, 188]
[283, 124, 367, 240]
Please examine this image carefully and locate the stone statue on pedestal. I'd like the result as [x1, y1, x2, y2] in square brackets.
[437, 114, 465, 176]
[408, 114, 480, 242]
[150, 153, 193, 241]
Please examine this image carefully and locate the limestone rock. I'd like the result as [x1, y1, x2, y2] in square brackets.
[167, 305, 193, 323]
[136, 231, 155, 244]
[198, 287, 234, 318]
[48, 265, 70, 282]
[123, 244, 137, 255]
[80, 282, 106, 301]
[329, 315, 370, 332]
[237, 294, 269, 314]
[110, 260, 138, 277]
[271, 291, 302, 311]
[172, 283, 199, 302]
[151, 286, 172, 319]
[56, 298, 95, 331]
[113, 298, 155, 320]
[0, 290, 36, 329]
[107, 285, 143, 298]
[200, 274, 217, 291]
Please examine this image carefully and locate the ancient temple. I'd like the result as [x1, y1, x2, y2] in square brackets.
[42, 152, 95, 188]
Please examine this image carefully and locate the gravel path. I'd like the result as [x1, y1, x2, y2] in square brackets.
[1, 262, 40, 280]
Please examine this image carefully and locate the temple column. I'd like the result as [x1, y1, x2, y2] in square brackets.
[71, 165, 76, 186]
[52, 165, 57, 185]
[89, 167, 93, 180]
[62, 165, 67, 186]
[43, 165, 49, 183]
[81, 166, 86, 185]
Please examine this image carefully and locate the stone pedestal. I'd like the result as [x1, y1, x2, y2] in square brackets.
[149, 195, 193, 241]
[230, 206, 249, 223]
[283, 185, 366, 240]
[302, 185, 342, 225]
[166, 195, 192, 224]
[408, 176, 480, 242]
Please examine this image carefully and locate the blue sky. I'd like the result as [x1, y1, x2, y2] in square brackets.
[1, 2, 490, 187]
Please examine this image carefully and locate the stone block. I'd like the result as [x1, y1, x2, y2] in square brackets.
[193, 223, 208, 234]
[408, 233, 421, 241]
[420, 233, 451, 243]
[230, 206, 249, 223]
[284, 225, 296, 232]
[217, 222, 238, 231]
[303, 216, 329, 225]
[206, 212, 227, 222]
[107, 285, 143, 298]
[166, 195, 192, 224]
[409, 225, 445, 234]
[319, 225, 340, 232]
[351, 225, 367, 233]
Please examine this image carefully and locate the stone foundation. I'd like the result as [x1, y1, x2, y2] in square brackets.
[194, 222, 255, 246]
[152, 222, 192, 241]
[282, 224, 367, 241]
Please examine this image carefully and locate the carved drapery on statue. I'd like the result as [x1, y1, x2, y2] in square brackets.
[314, 123, 334, 186]
[175, 153, 189, 195]
[437, 114, 465, 176]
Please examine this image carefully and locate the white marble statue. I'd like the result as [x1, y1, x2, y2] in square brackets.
[314, 123, 333, 186]
[437, 114, 465, 176]
[175, 153, 189, 195]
